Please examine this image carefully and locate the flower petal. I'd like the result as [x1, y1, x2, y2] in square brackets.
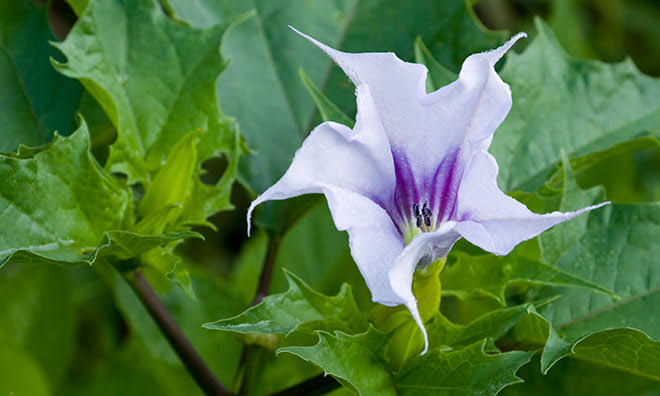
[289, 27, 431, 167]
[388, 222, 462, 354]
[421, 33, 527, 153]
[247, 85, 395, 236]
[454, 152, 609, 255]
[320, 184, 405, 305]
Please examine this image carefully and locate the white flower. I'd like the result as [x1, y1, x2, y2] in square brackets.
[248, 29, 608, 353]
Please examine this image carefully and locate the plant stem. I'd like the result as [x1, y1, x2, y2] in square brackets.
[126, 269, 231, 396]
[269, 374, 340, 396]
[253, 230, 282, 305]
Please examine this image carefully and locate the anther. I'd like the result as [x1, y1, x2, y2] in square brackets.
[413, 203, 420, 218]
[424, 214, 431, 227]
[422, 202, 432, 218]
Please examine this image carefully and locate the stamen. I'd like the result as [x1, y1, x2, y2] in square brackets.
[412, 202, 434, 231]
[422, 202, 432, 218]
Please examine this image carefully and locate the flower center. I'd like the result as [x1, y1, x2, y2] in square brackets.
[402, 201, 438, 244]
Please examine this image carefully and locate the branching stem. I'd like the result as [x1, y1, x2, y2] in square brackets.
[125, 269, 231, 396]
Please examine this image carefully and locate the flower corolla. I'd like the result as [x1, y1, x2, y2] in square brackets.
[248, 28, 608, 353]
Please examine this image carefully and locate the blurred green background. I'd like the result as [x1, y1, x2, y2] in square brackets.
[1, 0, 658, 395]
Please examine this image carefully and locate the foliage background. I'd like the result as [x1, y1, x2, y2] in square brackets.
[1, 0, 658, 395]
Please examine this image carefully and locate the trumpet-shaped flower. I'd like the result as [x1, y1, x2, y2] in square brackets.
[247, 29, 608, 353]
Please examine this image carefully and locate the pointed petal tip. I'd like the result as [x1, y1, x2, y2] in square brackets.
[486, 31, 527, 65]
[246, 200, 258, 237]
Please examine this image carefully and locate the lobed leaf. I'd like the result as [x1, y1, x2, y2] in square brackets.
[204, 270, 367, 335]
[491, 18, 660, 192]
[53, 0, 240, 227]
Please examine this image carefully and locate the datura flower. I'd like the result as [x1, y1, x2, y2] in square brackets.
[247, 29, 608, 353]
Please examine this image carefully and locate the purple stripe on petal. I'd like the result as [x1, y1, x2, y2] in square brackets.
[429, 150, 462, 224]
[391, 151, 418, 229]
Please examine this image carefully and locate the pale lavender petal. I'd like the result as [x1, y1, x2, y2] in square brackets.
[388, 222, 462, 354]
[247, 85, 395, 236]
[320, 184, 405, 305]
[421, 33, 527, 153]
[289, 27, 433, 177]
[454, 152, 609, 255]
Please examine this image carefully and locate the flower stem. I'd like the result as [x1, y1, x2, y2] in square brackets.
[253, 230, 282, 304]
[125, 269, 231, 396]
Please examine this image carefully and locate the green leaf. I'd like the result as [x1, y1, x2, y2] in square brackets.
[95, 230, 201, 262]
[568, 328, 660, 381]
[204, 270, 367, 335]
[279, 328, 397, 396]
[413, 37, 457, 92]
[505, 353, 660, 396]
[428, 300, 553, 350]
[538, 153, 607, 264]
[0, 0, 82, 151]
[441, 252, 614, 305]
[299, 68, 353, 127]
[395, 340, 533, 395]
[0, 262, 77, 389]
[0, 345, 49, 396]
[52, 0, 239, 212]
[164, 0, 503, 196]
[0, 123, 130, 267]
[490, 18, 660, 192]
[538, 203, 660, 342]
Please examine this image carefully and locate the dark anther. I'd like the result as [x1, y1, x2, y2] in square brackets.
[413, 203, 420, 218]
[416, 215, 422, 228]
[424, 214, 431, 227]
[422, 202, 432, 218]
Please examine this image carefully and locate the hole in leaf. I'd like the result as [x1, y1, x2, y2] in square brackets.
[200, 155, 228, 186]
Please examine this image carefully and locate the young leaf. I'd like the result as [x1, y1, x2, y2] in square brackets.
[52, 0, 239, 208]
[204, 270, 367, 335]
[0, 0, 82, 152]
[0, 123, 130, 267]
[441, 252, 614, 305]
[413, 37, 457, 92]
[298, 68, 353, 127]
[427, 300, 553, 350]
[396, 340, 533, 395]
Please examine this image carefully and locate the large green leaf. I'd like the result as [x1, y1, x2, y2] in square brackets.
[537, 203, 660, 341]
[0, 123, 130, 267]
[568, 328, 660, 381]
[0, 0, 82, 152]
[504, 353, 660, 396]
[490, 18, 660, 192]
[204, 270, 367, 335]
[164, 0, 503, 195]
[53, 0, 239, 217]
[441, 252, 613, 304]
[396, 340, 532, 395]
